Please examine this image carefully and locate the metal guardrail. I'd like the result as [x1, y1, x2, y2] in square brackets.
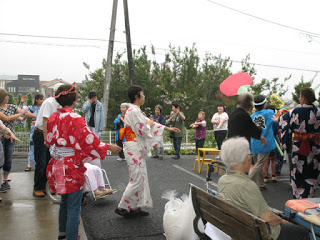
[13, 129, 216, 157]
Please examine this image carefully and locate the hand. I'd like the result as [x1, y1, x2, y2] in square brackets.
[282, 219, 290, 224]
[272, 115, 279, 122]
[44, 142, 50, 148]
[20, 95, 28, 104]
[170, 127, 181, 133]
[20, 108, 27, 115]
[190, 123, 194, 128]
[9, 132, 20, 142]
[119, 115, 124, 122]
[260, 136, 267, 146]
[146, 119, 155, 127]
[108, 144, 122, 154]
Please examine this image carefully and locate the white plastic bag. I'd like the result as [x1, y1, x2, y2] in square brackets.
[205, 223, 231, 240]
[162, 189, 203, 240]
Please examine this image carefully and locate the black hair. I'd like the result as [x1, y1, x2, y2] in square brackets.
[88, 91, 97, 99]
[127, 85, 143, 103]
[217, 103, 226, 112]
[34, 94, 44, 106]
[267, 104, 276, 113]
[254, 95, 266, 111]
[301, 87, 316, 104]
[172, 102, 179, 109]
[55, 84, 77, 107]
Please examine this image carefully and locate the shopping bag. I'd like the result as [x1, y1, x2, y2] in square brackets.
[162, 189, 203, 240]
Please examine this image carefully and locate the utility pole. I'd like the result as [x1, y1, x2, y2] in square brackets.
[103, 0, 118, 130]
[123, 0, 135, 85]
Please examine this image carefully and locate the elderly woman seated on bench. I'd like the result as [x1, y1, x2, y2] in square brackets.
[218, 137, 309, 240]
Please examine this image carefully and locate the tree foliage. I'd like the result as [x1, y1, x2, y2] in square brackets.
[78, 44, 300, 130]
[8, 94, 16, 105]
[292, 74, 319, 104]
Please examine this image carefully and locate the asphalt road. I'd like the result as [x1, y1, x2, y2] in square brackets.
[10, 155, 320, 240]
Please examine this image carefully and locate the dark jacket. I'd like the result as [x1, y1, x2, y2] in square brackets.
[228, 108, 262, 143]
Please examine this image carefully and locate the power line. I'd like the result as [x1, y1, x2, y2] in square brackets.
[205, 0, 320, 37]
[0, 32, 109, 42]
[1, 37, 319, 73]
[0, 39, 108, 50]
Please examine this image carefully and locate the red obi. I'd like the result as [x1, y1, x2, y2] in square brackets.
[119, 126, 136, 142]
[293, 132, 320, 156]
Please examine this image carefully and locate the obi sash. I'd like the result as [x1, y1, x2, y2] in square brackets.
[119, 126, 136, 142]
[293, 132, 320, 156]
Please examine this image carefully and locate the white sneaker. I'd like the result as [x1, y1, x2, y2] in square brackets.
[117, 158, 125, 161]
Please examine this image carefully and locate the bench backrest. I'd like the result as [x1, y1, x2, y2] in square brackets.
[190, 184, 272, 240]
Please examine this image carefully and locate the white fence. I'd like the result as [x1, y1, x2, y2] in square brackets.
[13, 129, 216, 157]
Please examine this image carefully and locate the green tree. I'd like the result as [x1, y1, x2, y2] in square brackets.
[292, 75, 318, 104]
[79, 44, 296, 130]
[8, 94, 16, 105]
[17, 94, 22, 106]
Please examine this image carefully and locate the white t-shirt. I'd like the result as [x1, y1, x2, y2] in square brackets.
[211, 112, 229, 131]
[35, 97, 60, 130]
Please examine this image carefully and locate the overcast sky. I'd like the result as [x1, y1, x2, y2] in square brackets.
[1, 0, 319, 98]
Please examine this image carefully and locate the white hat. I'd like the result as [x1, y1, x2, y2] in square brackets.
[53, 82, 64, 91]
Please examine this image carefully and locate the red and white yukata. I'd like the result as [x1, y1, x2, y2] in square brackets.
[118, 104, 165, 210]
[46, 108, 109, 195]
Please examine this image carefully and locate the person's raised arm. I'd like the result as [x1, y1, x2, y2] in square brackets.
[166, 113, 175, 124]
[82, 100, 91, 113]
[0, 109, 26, 122]
[178, 110, 185, 121]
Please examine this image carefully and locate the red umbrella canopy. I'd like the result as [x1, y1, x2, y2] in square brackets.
[220, 72, 253, 97]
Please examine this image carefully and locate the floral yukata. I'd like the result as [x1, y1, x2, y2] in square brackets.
[27, 105, 40, 164]
[46, 108, 109, 195]
[279, 104, 320, 199]
[118, 104, 165, 210]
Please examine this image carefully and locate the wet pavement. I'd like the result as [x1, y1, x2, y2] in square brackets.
[3, 155, 320, 239]
[0, 172, 87, 240]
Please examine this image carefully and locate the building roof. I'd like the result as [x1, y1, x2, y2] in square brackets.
[0, 75, 17, 81]
[40, 78, 69, 87]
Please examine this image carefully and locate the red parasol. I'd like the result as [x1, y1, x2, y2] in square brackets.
[220, 72, 253, 97]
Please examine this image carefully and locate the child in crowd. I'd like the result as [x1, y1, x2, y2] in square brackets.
[151, 104, 165, 159]
[190, 111, 206, 157]
[263, 105, 279, 183]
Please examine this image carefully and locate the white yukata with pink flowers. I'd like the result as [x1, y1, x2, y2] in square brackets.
[118, 104, 165, 210]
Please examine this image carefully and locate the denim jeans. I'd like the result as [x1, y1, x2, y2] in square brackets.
[195, 138, 205, 157]
[173, 137, 182, 158]
[59, 189, 83, 240]
[33, 130, 51, 191]
[1, 138, 15, 175]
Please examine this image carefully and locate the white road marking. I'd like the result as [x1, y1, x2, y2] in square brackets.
[173, 164, 218, 187]
[173, 164, 291, 185]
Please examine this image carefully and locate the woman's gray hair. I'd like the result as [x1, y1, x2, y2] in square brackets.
[237, 92, 254, 111]
[155, 104, 162, 113]
[220, 137, 250, 169]
[120, 102, 130, 109]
